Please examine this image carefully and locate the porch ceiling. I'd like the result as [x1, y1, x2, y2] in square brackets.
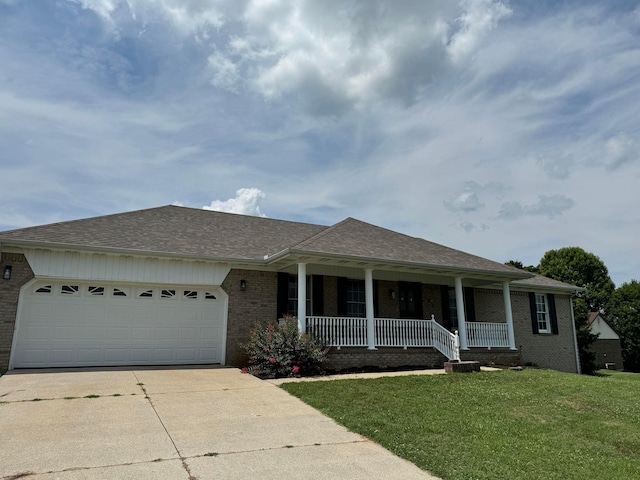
[267, 252, 532, 288]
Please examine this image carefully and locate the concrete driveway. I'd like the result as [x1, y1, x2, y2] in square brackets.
[0, 367, 437, 479]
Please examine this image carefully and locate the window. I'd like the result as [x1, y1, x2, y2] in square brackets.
[160, 289, 176, 299]
[448, 288, 459, 330]
[113, 288, 128, 297]
[535, 294, 550, 333]
[61, 285, 79, 295]
[184, 290, 199, 300]
[346, 280, 366, 317]
[204, 292, 217, 300]
[35, 285, 52, 294]
[138, 289, 154, 298]
[287, 275, 311, 316]
[88, 286, 105, 296]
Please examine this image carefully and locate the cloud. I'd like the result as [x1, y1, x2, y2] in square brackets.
[499, 195, 575, 220]
[603, 134, 638, 169]
[444, 191, 484, 213]
[203, 188, 267, 217]
[536, 152, 575, 179]
[447, 0, 512, 63]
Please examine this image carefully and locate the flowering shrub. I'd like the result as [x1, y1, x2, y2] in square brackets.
[241, 315, 328, 378]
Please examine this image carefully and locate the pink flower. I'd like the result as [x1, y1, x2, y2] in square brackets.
[292, 366, 300, 374]
[241, 367, 248, 374]
[269, 358, 276, 364]
[268, 324, 275, 333]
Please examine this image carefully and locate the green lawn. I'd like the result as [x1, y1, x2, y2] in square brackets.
[282, 369, 640, 480]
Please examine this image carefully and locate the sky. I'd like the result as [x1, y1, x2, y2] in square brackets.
[1, 0, 639, 287]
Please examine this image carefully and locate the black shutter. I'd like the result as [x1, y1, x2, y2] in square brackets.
[277, 273, 289, 319]
[440, 286, 452, 330]
[464, 287, 476, 323]
[337, 277, 347, 316]
[373, 280, 379, 317]
[312, 275, 324, 316]
[548, 294, 559, 334]
[529, 292, 539, 334]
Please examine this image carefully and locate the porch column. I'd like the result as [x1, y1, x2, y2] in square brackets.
[455, 277, 469, 350]
[365, 268, 376, 350]
[297, 263, 306, 333]
[502, 282, 517, 350]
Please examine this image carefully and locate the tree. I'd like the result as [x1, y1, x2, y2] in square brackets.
[607, 280, 640, 371]
[537, 247, 615, 375]
[538, 247, 615, 312]
[505, 259, 539, 273]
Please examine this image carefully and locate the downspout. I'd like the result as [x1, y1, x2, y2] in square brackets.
[570, 295, 581, 374]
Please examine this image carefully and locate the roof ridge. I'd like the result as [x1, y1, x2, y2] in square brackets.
[291, 217, 354, 249]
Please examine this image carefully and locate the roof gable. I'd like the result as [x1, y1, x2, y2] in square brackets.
[289, 217, 527, 276]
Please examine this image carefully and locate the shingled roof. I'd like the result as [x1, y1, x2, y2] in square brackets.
[0, 205, 532, 279]
[0, 206, 325, 260]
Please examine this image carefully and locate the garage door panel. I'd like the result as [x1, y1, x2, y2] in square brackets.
[14, 281, 226, 368]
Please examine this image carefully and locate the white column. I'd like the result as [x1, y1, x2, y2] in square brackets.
[365, 268, 376, 350]
[502, 282, 517, 350]
[297, 263, 307, 333]
[455, 277, 468, 350]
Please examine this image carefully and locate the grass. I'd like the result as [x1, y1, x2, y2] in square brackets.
[282, 369, 640, 480]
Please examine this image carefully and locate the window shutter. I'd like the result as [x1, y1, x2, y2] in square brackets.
[464, 287, 476, 323]
[548, 294, 559, 334]
[312, 275, 324, 316]
[529, 292, 539, 334]
[337, 277, 347, 316]
[440, 285, 451, 330]
[277, 273, 289, 319]
[373, 279, 379, 317]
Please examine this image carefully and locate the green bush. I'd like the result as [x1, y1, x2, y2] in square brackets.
[241, 315, 328, 378]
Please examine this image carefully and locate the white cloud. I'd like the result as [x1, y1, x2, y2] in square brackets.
[203, 188, 267, 217]
[447, 0, 512, 63]
[603, 134, 639, 169]
[499, 195, 575, 220]
[444, 191, 484, 213]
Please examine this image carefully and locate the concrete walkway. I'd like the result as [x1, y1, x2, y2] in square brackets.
[0, 367, 439, 479]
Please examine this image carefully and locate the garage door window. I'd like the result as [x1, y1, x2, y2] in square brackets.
[113, 287, 128, 297]
[161, 289, 176, 299]
[88, 286, 104, 296]
[61, 285, 79, 295]
[35, 285, 52, 294]
[205, 292, 217, 300]
[138, 288, 154, 298]
[184, 290, 198, 300]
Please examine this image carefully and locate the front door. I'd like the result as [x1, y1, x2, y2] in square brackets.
[398, 282, 423, 319]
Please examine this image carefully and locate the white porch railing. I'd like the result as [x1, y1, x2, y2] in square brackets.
[466, 322, 510, 348]
[306, 315, 461, 360]
[306, 316, 368, 347]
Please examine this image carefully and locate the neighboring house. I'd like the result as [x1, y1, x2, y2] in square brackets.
[0, 206, 581, 373]
[588, 312, 624, 370]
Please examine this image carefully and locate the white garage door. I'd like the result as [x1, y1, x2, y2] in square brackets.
[13, 280, 226, 368]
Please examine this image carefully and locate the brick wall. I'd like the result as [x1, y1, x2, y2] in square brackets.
[0, 253, 35, 372]
[377, 280, 399, 318]
[511, 291, 578, 373]
[460, 349, 521, 366]
[590, 339, 624, 370]
[221, 269, 278, 367]
[322, 275, 338, 316]
[326, 347, 447, 371]
[423, 284, 443, 320]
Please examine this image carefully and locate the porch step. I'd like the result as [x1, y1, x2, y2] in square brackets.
[444, 360, 481, 373]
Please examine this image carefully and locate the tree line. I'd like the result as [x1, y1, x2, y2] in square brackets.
[507, 247, 639, 374]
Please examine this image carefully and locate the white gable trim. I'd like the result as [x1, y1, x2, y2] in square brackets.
[590, 315, 620, 340]
[23, 248, 231, 286]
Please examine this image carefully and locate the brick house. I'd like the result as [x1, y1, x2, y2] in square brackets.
[0, 206, 581, 373]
